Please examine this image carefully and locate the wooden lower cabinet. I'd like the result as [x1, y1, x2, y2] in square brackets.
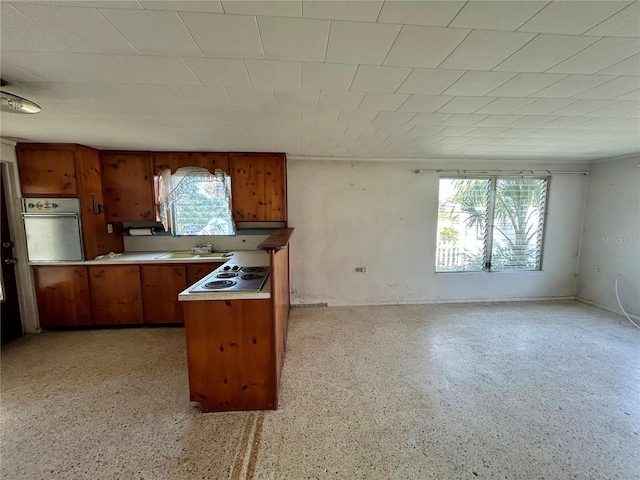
[89, 266, 143, 325]
[141, 265, 187, 324]
[184, 299, 276, 412]
[35, 261, 226, 329]
[33, 266, 92, 327]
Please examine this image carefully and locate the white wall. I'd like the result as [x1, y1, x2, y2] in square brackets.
[577, 155, 640, 317]
[288, 159, 587, 306]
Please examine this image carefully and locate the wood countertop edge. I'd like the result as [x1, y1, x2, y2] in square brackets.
[257, 228, 293, 252]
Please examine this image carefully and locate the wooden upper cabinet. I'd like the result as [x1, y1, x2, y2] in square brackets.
[33, 266, 92, 328]
[16, 145, 78, 196]
[230, 153, 287, 222]
[89, 266, 143, 325]
[100, 152, 154, 222]
[153, 152, 230, 175]
[75, 146, 124, 259]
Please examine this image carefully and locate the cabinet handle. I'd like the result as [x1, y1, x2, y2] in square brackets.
[92, 193, 102, 214]
[94, 270, 105, 278]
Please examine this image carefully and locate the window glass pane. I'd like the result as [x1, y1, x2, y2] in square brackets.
[491, 178, 547, 271]
[171, 175, 234, 236]
[436, 178, 490, 272]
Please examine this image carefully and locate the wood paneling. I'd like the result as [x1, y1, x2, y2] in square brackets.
[34, 266, 92, 327]
[89, 266, 143, 325]
[16, 146, 78, 196]
[153, 152, 230, 175]
[258, 228, 293, 252]
[141, 265, 187, 324]
[230, 153, 287, 222]
[184, 299, 275, 412]
[75, 146, 124, 259]
[186, 262, 224, 286]
[100, 152, 154, 222]
[271, 245, 290, 398]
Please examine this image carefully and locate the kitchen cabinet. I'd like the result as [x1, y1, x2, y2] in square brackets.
[100, 151, 154, 222]
[184, 298, 275, 412]
[183, 229, 292, 412]
[16, 144, 123, 260]
[75, 146, 124, 259]
[34, 261, 226, 329]
[141, 265, 187, 324]
[89, 266, 143, 325]
[153, 152, 229, 175]
[230, 153, 287, 223]
[17, 145, 78, 196]
[33, 266, 92, 327]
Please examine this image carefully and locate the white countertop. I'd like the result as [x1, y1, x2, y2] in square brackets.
[29, 250, 240, 266]
[178, 250, 271, 301]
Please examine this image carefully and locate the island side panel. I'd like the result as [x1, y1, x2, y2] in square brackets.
[184, 299, 275, 412]
[271, 244, 290, 399]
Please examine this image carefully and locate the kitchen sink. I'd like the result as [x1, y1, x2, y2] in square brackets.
[155, 251, 228, 260]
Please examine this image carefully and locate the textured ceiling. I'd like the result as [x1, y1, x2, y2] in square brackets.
[1, 0, 639, 163]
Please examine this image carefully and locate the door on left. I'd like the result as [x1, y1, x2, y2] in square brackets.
[1, 165, 22, 344]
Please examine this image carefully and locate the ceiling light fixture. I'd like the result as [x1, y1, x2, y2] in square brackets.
[0, 80, 41, 114]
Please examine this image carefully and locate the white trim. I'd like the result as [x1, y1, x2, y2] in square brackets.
[292, 295, 578, 307]
[286, 155, 595, 165]
[1, 139, 17, 162]
[588, 152, 640, 164]
[576, 297, 640, 322]
[418, 169, 588, 175]
[0, 147, 40, 334]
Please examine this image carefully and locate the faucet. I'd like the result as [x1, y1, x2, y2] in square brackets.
[190, 243, 212, 254]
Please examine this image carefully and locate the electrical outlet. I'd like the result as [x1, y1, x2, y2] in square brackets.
[596, 266, 601, 273]
[356, 266, 369, 273]
[107, 223, 113, 234]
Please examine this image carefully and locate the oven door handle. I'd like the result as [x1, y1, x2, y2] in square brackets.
[22, 213, 79, 218]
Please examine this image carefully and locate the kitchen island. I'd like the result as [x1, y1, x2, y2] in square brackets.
[180, 229, 292, 413]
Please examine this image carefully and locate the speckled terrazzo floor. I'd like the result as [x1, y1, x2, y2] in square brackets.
[1, 300, 639, 480]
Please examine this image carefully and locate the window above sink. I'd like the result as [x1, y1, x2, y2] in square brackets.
[156, 167, 235, 237]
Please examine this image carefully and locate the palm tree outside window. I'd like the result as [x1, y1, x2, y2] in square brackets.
[436, 176, 548, 272]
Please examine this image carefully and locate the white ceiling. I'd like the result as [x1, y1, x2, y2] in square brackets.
[1, 0, 639, 163]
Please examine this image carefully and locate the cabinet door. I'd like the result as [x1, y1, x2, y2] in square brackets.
[89, 266, 143, 325]
[153, 152, 230, 175]
[141, 265, 187, 324]
[230, 153, 287, 222]
[100, 152, 154, 222]
[186, 262, 224, 286]
[34, 266, 92, 327]
[75, 146, 124, 259]
[17, 146, 78, 196]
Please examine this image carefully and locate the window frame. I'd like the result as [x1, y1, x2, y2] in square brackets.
[436, 175, 551, 273]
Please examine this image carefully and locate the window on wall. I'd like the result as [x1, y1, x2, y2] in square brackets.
[157, 167, 235, 236]
[436, 177, 548, 272]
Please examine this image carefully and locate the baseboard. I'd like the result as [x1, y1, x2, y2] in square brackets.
[298, 296, 578, 307]
[291, 303, 328, 308]
[576, 297, 640, 322]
